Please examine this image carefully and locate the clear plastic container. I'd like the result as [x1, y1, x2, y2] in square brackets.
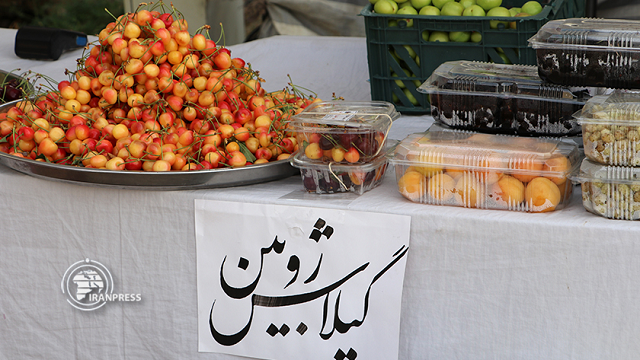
[571, 158, 640, 220]
[427, 121, 585, 151]
[389, 130, 580, 212]
[289, 101, 399, 164]
[289, 140, 397, 195]
[417, 60, 589, 136]
[529, 18, 640, 89]
[573, 91, 640, 166]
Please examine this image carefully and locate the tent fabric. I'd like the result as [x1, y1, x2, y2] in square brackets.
[256, 0, 368, 39]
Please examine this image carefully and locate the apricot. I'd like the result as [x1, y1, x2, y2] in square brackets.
[444, 154, 466, 180]
[406, 151, 444, 177]
[453, 174, 484, 208]
[397, 170, 426, 202]
[524, 176, 561, 213]
[494, 175, 525, 207]
[427, 173, 456, 203]
[512, 158, 544, 183]
[474, 152, 505, 184]
[543, 155, 571, 185]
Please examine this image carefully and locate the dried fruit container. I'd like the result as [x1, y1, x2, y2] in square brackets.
[289, 101, 399, 164]
[389, 130, 580, 212]
[573, 91, 640, 166]
[571, 158, 640, 220]
[529, 18, 640, 89]
[290, 140, 397, 195]
[417, 60, 590, 136]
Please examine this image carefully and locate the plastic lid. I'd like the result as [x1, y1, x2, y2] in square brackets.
[390, 130, 580, 177]
[290, 101, 400, 133]
[572, 158, 640, 184]
[528, 18, 640, 51]
[573, 90, 640, 126]
[417, 60, 581, 101]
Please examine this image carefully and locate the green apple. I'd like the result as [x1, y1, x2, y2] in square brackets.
[449, 31, 471, 42]
[395, 0, 409, 3]
[521, 0, 543, 16]
[374, 0, 399, 14]
[395, 45, 417, 59]
[497, 51, 512, 64]
[441, 1, 465, 15]
[509, 7, 521, 16]
[470, 31, 482, 42]
[429, 31, 450, 42]
[459, 0, 476, 8]
[419, 5, 441, 15]
[397, 5, 418, 26]
[462, 4, 485, 16]
[476, 0, 501, 11]
[369, 0, 381, 4]
[487, 6, 511, 29]
[392, 72, 407, 89]
[410, 0, 431, 10]
[397, 5, 419, 14]
[403, 88, 419, 105]
[421, 30, 430, 41]
[432, 0, 454, 9]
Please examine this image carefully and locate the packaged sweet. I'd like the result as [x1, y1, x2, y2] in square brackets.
[529, 18, 640, 88]
[572, 158, 640, 220]
[418, 60, 589, 136]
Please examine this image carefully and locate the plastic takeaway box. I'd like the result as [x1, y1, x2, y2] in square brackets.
[573, 90, 640, 166]
[290, 140, 398, 195]
[418, 60, 590, 136]
[529, 18, 640, 89]
[571, 157, 640, 220]
[289, 101, 400, 164]
[389, 130, 580, 212]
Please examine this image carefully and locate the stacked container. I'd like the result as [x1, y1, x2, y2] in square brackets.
[416, 59, 590, 137]
[289, 101, 399, 195]
[528, 18, 640, 220]
[385, 57, 586, 213]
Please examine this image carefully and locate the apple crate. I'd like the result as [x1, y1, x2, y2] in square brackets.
[361, 0, 586, 114]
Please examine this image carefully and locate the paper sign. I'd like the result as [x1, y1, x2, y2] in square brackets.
[195, 200, 411, 360]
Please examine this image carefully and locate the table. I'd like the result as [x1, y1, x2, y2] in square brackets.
[2, 28, 640, 360]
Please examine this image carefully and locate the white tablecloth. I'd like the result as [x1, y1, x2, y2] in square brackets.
[1, 28, 640, 360]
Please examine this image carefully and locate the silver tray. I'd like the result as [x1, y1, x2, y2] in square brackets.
[0, 151, 298, 190]
[0, 98, 298, 189]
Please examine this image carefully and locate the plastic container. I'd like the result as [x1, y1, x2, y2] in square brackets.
[427, 121, 584, 150]
[573, 91, 640, 166]
[571, 158, 640, 220]
[290, 140, 397, 195]
[418, 60, 589, 136]
[389, 130, 580, 212]
[361, 0, 586, 114]
[289, 101, 399, 164]
[529, 18, 640, 88]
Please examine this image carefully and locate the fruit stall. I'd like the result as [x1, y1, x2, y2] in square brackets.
[1, 2, 640, 360]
